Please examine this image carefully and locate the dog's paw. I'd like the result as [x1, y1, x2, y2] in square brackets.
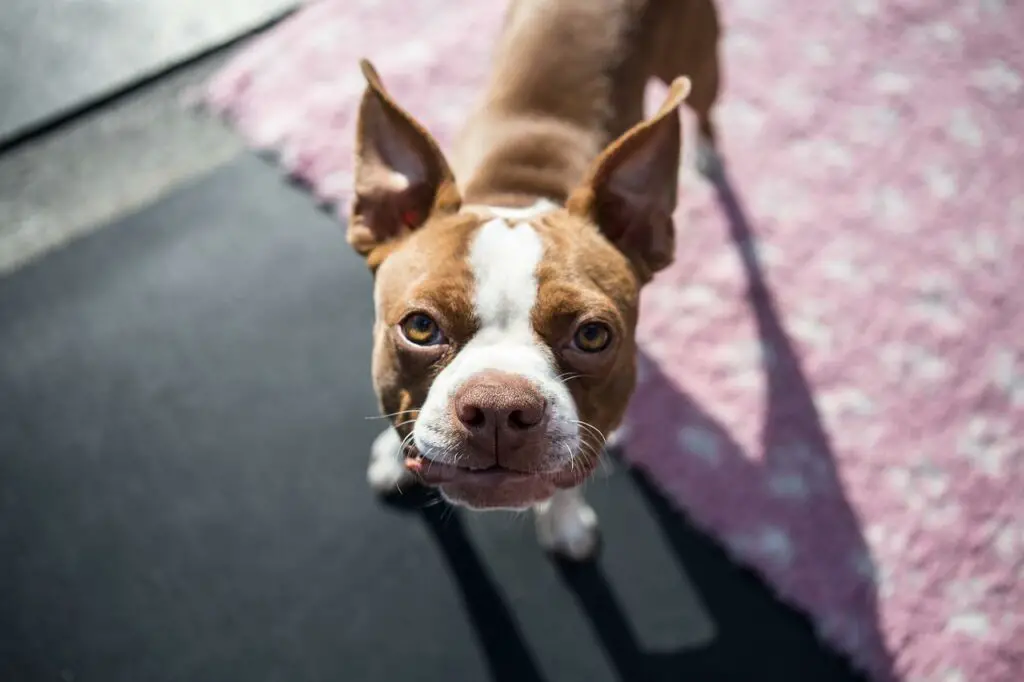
[535, 491, 601, 561]
[695, 135, 723, 179]
[605, 426, 626, 453]
[367, 428, 417, 494]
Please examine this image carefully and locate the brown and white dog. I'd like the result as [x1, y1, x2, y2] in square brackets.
[349, 0, 721, 560]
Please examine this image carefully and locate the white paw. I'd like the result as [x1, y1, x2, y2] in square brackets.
[535, 491, 601, 561]
[367, 428, 416, 494]
[695, 135, 723, 179]
[605, 426, 626, 452]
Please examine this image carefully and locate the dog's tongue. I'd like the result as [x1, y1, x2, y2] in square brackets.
[404, 456, 459, 484]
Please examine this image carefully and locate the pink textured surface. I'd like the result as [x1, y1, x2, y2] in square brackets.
[204, 1, 1024, 681]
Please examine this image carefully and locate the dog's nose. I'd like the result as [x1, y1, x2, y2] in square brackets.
[453, 370, 548, 467]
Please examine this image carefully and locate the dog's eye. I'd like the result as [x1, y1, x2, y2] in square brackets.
[573, 322, 612, 353]
[400, 313, 444, 346]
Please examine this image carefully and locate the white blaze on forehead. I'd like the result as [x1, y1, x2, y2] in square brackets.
[469, 218, 543, 332]
[412, 205, 580, 467]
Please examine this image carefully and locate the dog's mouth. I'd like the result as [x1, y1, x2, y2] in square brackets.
[404, 455, 582, 489]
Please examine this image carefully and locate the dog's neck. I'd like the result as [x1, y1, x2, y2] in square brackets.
[450, 0, 640, 207]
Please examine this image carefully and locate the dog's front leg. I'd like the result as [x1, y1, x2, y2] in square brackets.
[367, 427, 417, 494]
[534, 488, 600, 561]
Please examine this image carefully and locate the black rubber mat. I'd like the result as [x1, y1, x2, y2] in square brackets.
[0, 0, 294, 146]
[0, 157, 864, 682]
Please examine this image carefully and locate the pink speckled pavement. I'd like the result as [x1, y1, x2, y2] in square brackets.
[204, 1, 1024, 680]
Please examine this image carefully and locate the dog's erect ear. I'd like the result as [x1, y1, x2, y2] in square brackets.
[567, 77, 691, 283]
[349, 60, 461, 265]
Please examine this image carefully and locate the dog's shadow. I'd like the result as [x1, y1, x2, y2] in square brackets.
[384, 169, 892, 682]
[383, 486, 549, 682]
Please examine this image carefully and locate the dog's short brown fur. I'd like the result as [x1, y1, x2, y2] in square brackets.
[350, 0, 722, 559]
[450, 0, 721, 207]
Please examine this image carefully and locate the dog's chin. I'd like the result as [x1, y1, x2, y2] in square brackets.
[440, 477, 557, 510]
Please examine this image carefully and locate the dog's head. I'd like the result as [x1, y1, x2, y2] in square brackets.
[350, 61, 689, 510]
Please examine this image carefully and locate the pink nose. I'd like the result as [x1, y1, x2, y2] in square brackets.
[452, 370, 548, 469]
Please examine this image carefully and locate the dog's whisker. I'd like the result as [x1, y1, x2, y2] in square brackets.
[364, 409, 420, 421]
[398, 430, 418, 460]
[594, 445, 612, 476]
[571, 419, 608, 450]
[570, 434, 610, 479]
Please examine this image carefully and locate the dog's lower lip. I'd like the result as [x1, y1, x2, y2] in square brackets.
[404, 457, 541, 485]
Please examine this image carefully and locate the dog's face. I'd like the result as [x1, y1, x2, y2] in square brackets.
[349, 61, 689, 510]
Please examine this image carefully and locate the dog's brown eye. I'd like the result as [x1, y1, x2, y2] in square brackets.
[573, 322, 612, 353]
[400, 313, 444, 346]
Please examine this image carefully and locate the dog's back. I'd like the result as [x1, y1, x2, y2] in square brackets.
[452, 0, 722, 206]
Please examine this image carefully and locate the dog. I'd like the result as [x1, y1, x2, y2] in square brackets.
[348, 0, 721, 560]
